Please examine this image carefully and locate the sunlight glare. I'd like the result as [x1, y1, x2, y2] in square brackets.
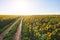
[14, 1, 29, 14]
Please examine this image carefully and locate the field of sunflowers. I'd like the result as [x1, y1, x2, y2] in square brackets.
[22, 15, 60, 40]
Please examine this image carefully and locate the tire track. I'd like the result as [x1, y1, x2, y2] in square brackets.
[13, 19, 22, 40]
[0, 18, 20, 40]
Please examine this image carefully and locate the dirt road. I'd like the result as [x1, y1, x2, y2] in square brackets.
[0, 18, 20, 40]
[13, 19, 22, 40]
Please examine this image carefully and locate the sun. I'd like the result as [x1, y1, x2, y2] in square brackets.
[0, 0, 34, 15]
[14, 1, 29, 13]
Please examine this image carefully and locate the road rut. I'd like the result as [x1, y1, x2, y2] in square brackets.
[0, 18, 20, 40]
[13, 19, 22, 40]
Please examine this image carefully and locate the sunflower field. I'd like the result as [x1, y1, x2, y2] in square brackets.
[22, 15, 60, 40]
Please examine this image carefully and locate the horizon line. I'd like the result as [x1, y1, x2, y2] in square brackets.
[0, 13, 60, 15]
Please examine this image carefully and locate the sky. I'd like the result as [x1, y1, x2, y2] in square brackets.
[0, 0, 60, 15]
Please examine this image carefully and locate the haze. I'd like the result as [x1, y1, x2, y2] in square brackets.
[0, 0, 60, 15]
